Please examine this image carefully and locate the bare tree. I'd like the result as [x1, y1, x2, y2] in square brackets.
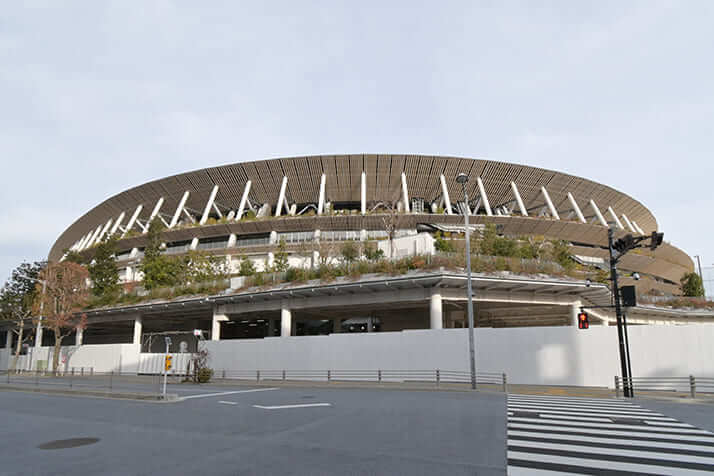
[35, 262, 89, 373]
[379, 200, 399, 259]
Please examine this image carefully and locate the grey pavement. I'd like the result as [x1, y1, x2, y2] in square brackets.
[0, 386, 507, 476]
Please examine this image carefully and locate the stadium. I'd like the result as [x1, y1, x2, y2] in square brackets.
[3, 154, 713, 386]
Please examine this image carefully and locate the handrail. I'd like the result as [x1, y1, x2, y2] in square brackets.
[615, 375, 714, 398]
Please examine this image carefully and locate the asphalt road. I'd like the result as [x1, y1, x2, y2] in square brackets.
[0, 386, 507, 476]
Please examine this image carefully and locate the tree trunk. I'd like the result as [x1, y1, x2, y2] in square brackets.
[52, 333, 63, 375]
[10, 321, 23, 372]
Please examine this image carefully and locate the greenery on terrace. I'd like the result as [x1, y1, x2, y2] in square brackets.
[78, 224, 617, 311]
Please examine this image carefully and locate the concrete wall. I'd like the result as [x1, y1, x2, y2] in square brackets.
[202, 325, 714, 388]
[3, 325, 713, 388]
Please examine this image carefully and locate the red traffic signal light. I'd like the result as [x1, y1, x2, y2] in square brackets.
[578, 312, 590, 329]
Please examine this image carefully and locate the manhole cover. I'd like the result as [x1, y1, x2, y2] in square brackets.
[38, 438, 100, 450]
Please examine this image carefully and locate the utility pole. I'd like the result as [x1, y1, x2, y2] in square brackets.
[456, 173, 477, 390]
[608, 228, 632, 397]
[694, 255, 704, 283]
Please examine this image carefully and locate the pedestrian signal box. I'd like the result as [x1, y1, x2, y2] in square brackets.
[578, 312, 590, 329]
[165, 355, 173, 371]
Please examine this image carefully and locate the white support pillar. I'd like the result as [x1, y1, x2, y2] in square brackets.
[541, 187, 560, 220]
[189, 237, 199, 250]
[570, 300, 582, 327]
[182, 207, 195, 224]
[227, 233, 237, 248]
[212, 202, 223, 219]
[430, 289, 443, 330]
[607, 206, 624, 230]
[280, 306, 292, 337]
[200, 185, 219, 225]
[169, 191, 190, 228]
[133, 316, 142, 346]
[476, 177, 492, 216]
[567, 193, 586, 223]
[122, 204, 144, 238]
[34, 320, 43, 348]
[621, 214, 637, 234]
[317, 174, 326, 215]
[236, 180, 252, 220]
[145, 198, 165, 231]
[76, 232, 92, 251]
[275, 176, 288, 217]
[76, 328, 83, 346]
[212, 310, 228, 341]
[401, 172, 410, 213]
[589, 200, 608, 227]
[109, 211, 126, 237]
[360, 171, 366, 215]
[440, 174, 453, 215]
[510, 181, 528, 216]
[632, 220, 645, 235]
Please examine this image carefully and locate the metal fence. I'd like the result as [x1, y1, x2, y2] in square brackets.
[0, 369, 164, 397]
[212, 369, 508, 391]
[615, 375, 714, 398]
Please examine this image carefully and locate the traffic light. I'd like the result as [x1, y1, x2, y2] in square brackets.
[613, 234, 635, 254]
[650, 231, 664, 250]
[165, 355, 173, 371]
[578, 312, 590, 329]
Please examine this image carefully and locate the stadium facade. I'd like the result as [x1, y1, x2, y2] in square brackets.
[3, 154, 712, 386]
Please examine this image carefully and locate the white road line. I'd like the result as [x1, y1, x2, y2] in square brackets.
[507, 467, 574, 475]
[253, 403, 332, 410]
[509, 423, 714, 442]
[508, 430, 714, 453]
[218, 401, 238, 405]
[509, 397, 643, 409]
[509, 417, 713, 434]
[645, 420, 697, 428]
[510, 439, 714, 465]
[508, 450, 714, 475]
[535, 413, 613, 423]
[181, 388, 278, 400]
[509, 406, 676, 421]
[508, 401, 659, 414]
[508, 394, 636, 405]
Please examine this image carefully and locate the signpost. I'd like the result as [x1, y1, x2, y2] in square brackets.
[162, 336, 172, 399]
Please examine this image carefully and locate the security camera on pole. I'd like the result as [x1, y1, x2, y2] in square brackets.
[456, 172, 477, 390]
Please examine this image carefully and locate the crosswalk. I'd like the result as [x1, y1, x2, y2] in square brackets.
[507, 393, 714, 475]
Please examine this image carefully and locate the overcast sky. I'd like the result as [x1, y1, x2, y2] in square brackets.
[1, 1, 713, 283]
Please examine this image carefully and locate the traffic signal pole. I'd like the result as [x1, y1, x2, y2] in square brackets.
[608, 228, 632, 397]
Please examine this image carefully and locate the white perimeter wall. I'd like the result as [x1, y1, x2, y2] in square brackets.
[3, 325, 714, 387]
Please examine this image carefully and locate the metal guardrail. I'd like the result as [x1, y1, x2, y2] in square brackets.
[615, 375, 714, 398]
[215, 369, 509, 391]
[0, 369, 163, 397]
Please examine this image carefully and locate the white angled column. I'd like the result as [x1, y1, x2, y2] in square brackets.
[631, 220, 645, 235]
[76, 328, 83, 346]
[97, 218, 114, 242]
[401, 172, 410, 213]
[567, 193, 586, 223]
[190, 237, 199, 250]
[169, 191, 190, 228]
[122, 204, 144, 237]
[570, 300, 582, 327]
[109, 211, 126, 237]
[85, 225, 104, 249]
[607, 206, 624, 230]
[200, 185, 219, 225]
[317, 174, 326, 215]
[275, 176, 288, 217]
[133, 316, 142, 346]
[589, 200, 608, 227]
[440, 174, 453, 215]
[360, 171, 366, 215]
[430, 289, 443, 330]
[476, 177, 492, 216]
[621, 214, 637, 233]
[280, 306, 292, 337]
[541, 187, 560, 220]
[510, 181, 528, 216]
[76, 232, 93, 251]
[227, 233, 237, 248]
[145, 197, 165, 231]
[236, 180, 252, 220]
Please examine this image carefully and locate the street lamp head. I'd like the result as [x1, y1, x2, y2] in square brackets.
[456, 173, 469, 184]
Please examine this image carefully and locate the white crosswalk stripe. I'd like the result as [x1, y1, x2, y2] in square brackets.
[507, 393, 714, 475]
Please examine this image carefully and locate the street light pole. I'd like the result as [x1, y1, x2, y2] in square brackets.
[456, 173, 477, 390]
[608, 228, 632, 397]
